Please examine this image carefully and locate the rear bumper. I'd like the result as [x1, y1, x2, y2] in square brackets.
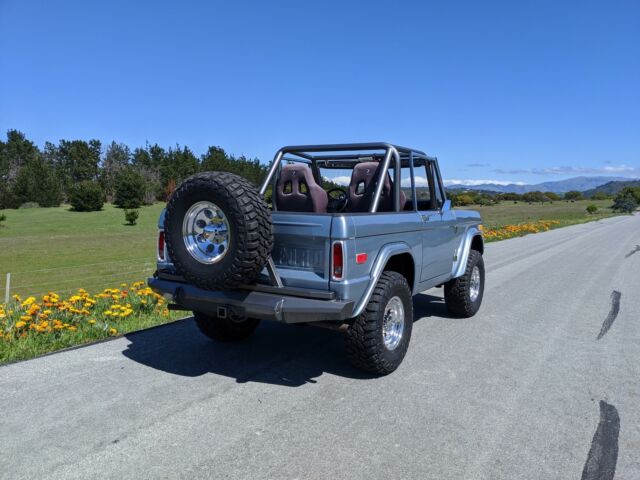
[148, 277, 354, 324]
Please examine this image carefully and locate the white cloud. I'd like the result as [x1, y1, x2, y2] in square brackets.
[444, 179, 526, 186]
[401, 176, 429, 188]
[323, 175, 351, 186]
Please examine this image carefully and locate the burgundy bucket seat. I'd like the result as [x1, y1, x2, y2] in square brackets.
[348, 162, 406, 212]
[276, 163, 328, 213]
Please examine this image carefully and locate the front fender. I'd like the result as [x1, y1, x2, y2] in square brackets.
[351, 242, 413, 318]
[451, 227, 483, 278]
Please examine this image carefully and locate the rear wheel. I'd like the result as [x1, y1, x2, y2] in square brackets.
[444, 249, 484, 317]
[193, 311, 260, 342]
[346, 271, 413, 375]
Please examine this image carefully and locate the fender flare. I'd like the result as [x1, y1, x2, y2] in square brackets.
[351, 242, 414, 318]
[451, 227, 483, 278]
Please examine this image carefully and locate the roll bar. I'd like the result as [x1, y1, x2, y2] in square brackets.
[258, 142, 438, 213]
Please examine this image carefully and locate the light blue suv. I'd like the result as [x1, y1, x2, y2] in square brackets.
[149, 143, 484, 374]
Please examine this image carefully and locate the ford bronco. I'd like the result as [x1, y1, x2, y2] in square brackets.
[149, 143, 484, 374]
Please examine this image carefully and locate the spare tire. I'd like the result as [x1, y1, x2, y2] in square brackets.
[164, 171, 273, 290]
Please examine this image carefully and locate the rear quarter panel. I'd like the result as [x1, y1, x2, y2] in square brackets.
[330, 212, 423, 303]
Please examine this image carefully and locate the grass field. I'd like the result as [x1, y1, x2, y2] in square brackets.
[460, 199, 619, 230]
[0, 203, 164, 298]
[0, 199, 621, 297]
[0, 199, 624, 364]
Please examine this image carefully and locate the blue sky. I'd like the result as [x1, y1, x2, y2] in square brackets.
[1, 0, 638, 185]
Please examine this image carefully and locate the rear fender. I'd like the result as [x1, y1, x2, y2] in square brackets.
[451, 227, 483, 278]
[351, 242, 414, 318]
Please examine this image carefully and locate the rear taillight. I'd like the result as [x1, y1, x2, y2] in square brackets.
[332, 242, 344, 280]
[158, 231, 166, 261]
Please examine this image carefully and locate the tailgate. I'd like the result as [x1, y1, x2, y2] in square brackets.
[270, 212, 332, 290]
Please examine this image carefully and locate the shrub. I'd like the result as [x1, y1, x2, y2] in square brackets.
[18, 202, 40, 209]
[68, 181, 104, 212]
[114, 168, 145, 209]
[612, 189, 638, 213]
[454, 194, 474, 206]
[124, 209, 139, 226]
[0, 213, 6, 228]
[586, 204, 598, 214]
[591, 192, 608, 200]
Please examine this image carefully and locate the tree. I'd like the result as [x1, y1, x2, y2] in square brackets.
[164, 178, 177, 201]
[591, 192, 608, 200]
[201, 146, 267, 185]
[0, 130, 40, 182]
[612, 187, 639, 213]
[454, 194, 474, 206]
[544, 192, 561, 201]
[11, 156, 63, 207]
[499, 192, 522, 202]
[57, 139, 102, 190]
[522, 191, 546, 204]
[163, 145, 199, 186]
[100, 142, 130, 200]
[114, 167, 146, 208]
[68, 181, 104, 212]
[564, 190, 583, 201]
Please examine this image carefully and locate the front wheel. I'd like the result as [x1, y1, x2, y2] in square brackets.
[444, 249, 485, 317]
[193, 311, 260, 342]
[346, 271, 413, 375]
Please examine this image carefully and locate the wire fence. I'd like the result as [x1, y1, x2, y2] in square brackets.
[1, 259, 157, 302]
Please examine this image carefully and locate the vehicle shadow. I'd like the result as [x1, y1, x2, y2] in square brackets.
[412, 291, 458, 321]
[122, 318, 371, 387]
[122, 292, 455, 387]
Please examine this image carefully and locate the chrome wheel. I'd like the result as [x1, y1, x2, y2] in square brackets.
[182, 201, 230, 264]
[382, 296, 405, 351]
[469, 266, 481, 302]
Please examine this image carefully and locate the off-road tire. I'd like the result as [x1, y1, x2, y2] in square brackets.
[194, 311, 261, 342]
[164, 172, 273, 290]
[444, 249, 484, 317]
[346, 271, 413, 375]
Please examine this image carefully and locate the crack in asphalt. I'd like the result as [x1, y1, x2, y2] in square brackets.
[581, 400, 620, 480]
[625, 245, 640, 258]
[597, 291, 621, 340]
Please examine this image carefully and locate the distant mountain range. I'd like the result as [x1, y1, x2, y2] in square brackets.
[446, 176, 635, 194]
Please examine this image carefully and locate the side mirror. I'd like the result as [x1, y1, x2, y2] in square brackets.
[441, 199, 452, 212]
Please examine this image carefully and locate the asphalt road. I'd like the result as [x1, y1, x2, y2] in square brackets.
[2, 214, 639, 480]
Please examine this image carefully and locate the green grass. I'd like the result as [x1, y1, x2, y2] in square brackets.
[0, 200, 622, 298]
[460, 199, 621, 231]
[0, 203, 164, 298]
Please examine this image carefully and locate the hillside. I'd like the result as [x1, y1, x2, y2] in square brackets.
[447, 176, 631, 194]
[583, 179, 640, 198]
